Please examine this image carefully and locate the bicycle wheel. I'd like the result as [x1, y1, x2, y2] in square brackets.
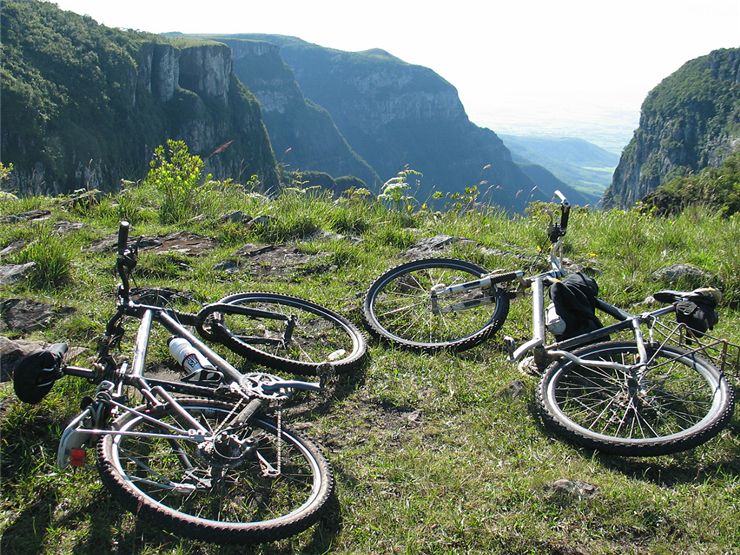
[537, 341, 735, 456]
[362, 258, 510, 352]
[97, 398, 333, 544]
[205, 292, 366, 375]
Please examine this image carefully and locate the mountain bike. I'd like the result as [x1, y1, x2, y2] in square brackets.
[363, 193, 737, 456]
[12, 222, 339, 544]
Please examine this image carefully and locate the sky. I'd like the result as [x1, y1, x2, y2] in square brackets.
[51, 0, 739, 152]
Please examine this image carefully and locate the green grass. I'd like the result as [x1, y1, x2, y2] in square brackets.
[0, 186, 738, 554]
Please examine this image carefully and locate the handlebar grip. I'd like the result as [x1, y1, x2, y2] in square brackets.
[117, 221, 130, 255]
[560, 203, 571, 230]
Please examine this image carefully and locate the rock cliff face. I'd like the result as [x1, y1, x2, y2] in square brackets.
[237, 35, 545, 211]
[220, 38, 378, 186]
[604, 48, 740, 208]
[1, 1, 278, 194]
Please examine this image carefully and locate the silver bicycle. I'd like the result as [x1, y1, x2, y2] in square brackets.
[363, 192, 736, 456]
[13, 222, 335, 544]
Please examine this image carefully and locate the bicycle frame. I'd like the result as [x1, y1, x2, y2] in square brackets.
[56, 222, 321, 469]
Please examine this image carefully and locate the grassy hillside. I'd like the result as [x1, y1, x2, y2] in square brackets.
[1, 163, 738, 553]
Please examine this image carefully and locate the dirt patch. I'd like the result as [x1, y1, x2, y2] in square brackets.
[215, 243, 333, 277]
[89, 231, 217, 256]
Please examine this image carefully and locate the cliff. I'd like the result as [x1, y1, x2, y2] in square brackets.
[604, 48, 740, 208]
[0, 1, 278, 194]
[230, 35, 554, 211]
[216, 38, 379, 186]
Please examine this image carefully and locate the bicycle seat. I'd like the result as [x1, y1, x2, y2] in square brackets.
[13, 343, 68, 404]
[652, 288, 721, 305]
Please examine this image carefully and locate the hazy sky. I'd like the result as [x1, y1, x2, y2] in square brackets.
[51, 0, 739, 151]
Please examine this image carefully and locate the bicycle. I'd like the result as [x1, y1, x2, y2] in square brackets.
[362, 192, 737, 456]
[12, 222, 340, 544]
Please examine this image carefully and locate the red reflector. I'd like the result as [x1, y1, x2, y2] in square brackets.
[69, 448, 86, 467]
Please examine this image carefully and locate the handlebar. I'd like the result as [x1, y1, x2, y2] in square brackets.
[553, 190, 570, 231]
[117, 221, 130, 256]
[548, 190, 570, 243]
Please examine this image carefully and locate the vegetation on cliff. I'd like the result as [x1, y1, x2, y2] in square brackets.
[604, 47, 740, 208]
[1, 0, 278, 195]
[640, 151, 740, 216]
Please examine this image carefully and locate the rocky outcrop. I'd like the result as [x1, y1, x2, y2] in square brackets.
[1, 1, 278, 195]
[604, 48, 740, 208]
[138, 43, 180, 103]
[232, 35, 555, 211]
[178, 44, 231, 102]
[219, 38, 379, 186]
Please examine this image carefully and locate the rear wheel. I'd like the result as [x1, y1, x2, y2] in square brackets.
[537, 341, 735, 456]
[202, 292, 366, 375]
[97, 398, 333, 544]
[362, 258, 510, 352]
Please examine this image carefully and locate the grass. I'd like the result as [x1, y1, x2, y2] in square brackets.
[0, 186, 738, 554]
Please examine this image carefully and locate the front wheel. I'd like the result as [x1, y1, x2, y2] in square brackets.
[97, 398, 333, 544]
[203, 291, 367, 375]
[537, 341, 735, 456]
[362, 258, 510, 352]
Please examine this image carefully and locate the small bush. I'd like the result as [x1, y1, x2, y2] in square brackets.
[142, 140, 210, 224]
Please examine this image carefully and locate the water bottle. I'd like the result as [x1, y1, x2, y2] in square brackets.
[545, 303, 567, 335]
[168, 337, 215, 373]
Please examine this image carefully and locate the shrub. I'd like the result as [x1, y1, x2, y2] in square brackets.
[142, 140, 209, 224]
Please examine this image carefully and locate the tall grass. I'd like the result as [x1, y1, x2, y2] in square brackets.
[14, 226, 73, 289]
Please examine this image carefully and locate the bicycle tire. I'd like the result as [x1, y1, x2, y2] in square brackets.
[97, 398, 333, 544]
[537, 341, 735, 456]
[362, 258, 510, 352]
[203, 291, 366, 375]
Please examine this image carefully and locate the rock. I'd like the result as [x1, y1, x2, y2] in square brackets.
[234, 244, 277, 258]
[88, 231, 216, 256]
[232, 244, 331, 276]
[0, 336, 85, 381]
[52, 221, 84, 235]
[60, 189, 102, 209]
[0, 263, 36, 286]
[213, 260, 241, 273]
[152, 232, 217, 256]
[404, 234, 476, 258]
[0, 239, 26, 257]
[504, 379, 525, 398]
[220, 210, 252, 224]
[0, 210, 51, 224]
[0, 299, 74, 333]
[247, 215, 277, 228]
[651, 264, 716, 289]
[547, 479, 599, 499]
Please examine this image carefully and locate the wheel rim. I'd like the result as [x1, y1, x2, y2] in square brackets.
[369, 263, 500, 347]
[546, 345, 724, 444]
[220, 295, 361, 366]
[109, 404, 323, 527]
